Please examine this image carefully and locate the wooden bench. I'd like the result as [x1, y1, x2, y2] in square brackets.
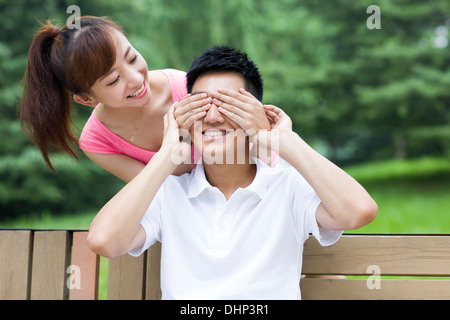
[1, 229, 449, 300]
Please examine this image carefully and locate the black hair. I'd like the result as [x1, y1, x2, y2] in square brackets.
[186, 46, 263, 101]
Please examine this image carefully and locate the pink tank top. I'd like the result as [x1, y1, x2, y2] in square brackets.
[79, 69, 189, 164]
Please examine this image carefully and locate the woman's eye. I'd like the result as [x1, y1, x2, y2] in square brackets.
[130, 55, 137, 64]
[107, 76, 120, 86]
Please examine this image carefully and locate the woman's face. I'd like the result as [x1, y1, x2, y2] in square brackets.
[88, 30, 150, 108]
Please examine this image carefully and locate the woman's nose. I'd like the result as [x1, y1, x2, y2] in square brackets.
[125, 65, 143, 87]
[128, 73, 142, 87]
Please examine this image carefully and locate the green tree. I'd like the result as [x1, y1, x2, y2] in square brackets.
[1, 0, 448, 220]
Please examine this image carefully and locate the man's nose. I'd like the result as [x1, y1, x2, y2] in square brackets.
[204, 101, 225, 124]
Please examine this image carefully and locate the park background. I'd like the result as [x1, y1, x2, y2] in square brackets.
[0, 0, 449, 268]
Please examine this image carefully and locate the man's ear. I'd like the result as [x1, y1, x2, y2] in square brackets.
[73, 93, 99, 107]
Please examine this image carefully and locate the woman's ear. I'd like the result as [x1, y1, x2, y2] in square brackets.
[73, 93, 99, 107]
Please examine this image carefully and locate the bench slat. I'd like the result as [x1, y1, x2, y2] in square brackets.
[145, 241, 162, 300]
[0, 230, 32, 300]
[108, 252, 146, 299]
[69, 231, 100, 300]
[302, 235, 450, 276]
[301, 278, 450, 300]
[30, 231, 71, 300]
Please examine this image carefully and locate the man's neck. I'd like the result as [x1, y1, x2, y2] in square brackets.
[203, 161, 257, 201]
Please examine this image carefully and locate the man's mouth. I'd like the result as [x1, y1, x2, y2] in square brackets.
[127, 81, 147, 99]
[202, 129, 230, 140]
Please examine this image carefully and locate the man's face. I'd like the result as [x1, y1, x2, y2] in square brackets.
[190, 71, 249, 164]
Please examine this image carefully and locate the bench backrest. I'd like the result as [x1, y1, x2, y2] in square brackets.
[0, 230, 98, 299]
[1, 230, 449, 299]
[301, 234, 450, 299]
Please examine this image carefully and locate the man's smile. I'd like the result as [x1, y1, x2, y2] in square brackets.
[202, 128, 232, 141]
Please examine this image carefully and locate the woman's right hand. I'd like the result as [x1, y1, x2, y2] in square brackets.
[173, 93, 212, 131]
[161, 105, 194, 167]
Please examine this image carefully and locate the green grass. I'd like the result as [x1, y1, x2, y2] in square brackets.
[349, 180, 449, 233]
[1, 211, 96, 230]
[344, 157, 450, 234]
[1, 156, 449, 299]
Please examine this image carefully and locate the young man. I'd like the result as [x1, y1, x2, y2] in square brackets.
[87, 46, 378, 299]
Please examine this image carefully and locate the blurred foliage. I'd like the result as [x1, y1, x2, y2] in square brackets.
[0, 0, 449, 219]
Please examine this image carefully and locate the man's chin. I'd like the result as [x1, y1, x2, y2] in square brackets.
[200, 146, 252, 165]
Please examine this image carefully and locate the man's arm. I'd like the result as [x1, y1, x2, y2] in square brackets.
[87, 107, 189, 258]
[281, 131, 377, 230]
[258, 106, 378, 231]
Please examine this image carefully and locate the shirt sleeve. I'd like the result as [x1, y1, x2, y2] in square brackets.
[289, 168, 342, 246]
[128, 186, 163, 257]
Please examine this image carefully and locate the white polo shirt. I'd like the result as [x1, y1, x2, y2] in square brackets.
[129, 159, 342, 300]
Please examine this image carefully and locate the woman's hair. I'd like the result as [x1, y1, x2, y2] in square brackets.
[20, 16, 124, 170]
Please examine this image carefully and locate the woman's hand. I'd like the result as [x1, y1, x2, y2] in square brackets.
[211, 88, 271, 135]
[173, 93, 211, 131]
[161, 105, 193, 166]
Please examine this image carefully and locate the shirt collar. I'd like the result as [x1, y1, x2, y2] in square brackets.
[187, 160, 213, 199]
[187, 157, 274, 200]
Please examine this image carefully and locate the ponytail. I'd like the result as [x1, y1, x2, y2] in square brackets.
[21, 21, 78, 171]
[21, 17, 122, 170]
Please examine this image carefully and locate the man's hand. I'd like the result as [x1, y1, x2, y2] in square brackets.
[211, 88, 271, 135]
[263, 104, 292, 132]
[252, 104, 293, 159]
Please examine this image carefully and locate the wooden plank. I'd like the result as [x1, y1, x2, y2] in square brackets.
[108, 253, 146, 300]
[69, 231, 100, 300]
[0, 230, 32, 300]
[145, 242, 162, 300]
[30, 231, 71, 300]
[302, 235, 450, 276]
[301, 278, 450, 300]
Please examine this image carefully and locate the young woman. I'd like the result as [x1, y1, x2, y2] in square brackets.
[20, 15, 211, 182]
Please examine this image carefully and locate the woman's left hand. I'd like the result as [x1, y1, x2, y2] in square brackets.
[211, 88, 271, 135]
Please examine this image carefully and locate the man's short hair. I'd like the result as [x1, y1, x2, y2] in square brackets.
[186, 46, 264, 102]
